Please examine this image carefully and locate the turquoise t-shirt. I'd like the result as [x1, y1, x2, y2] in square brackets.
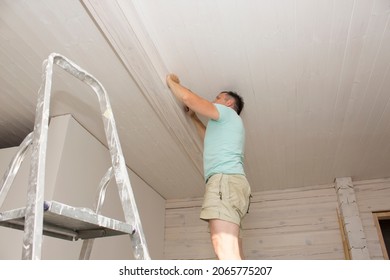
[203, 103, 245, 181]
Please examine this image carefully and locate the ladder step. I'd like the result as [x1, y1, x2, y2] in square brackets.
[0, 201, 134, 241]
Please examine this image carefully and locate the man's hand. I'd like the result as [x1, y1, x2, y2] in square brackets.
[166, 74, 180, 88]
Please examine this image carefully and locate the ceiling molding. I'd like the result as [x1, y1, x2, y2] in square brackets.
[81, 0, 204, 175]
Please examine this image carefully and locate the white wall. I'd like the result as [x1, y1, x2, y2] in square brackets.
[0, 114, 165, 259]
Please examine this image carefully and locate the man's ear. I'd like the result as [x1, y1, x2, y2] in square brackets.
[226, 98, 234, 108]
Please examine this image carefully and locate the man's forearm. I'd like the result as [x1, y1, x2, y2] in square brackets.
[166, 74, 219, 120]
[190, 114, 206, 141]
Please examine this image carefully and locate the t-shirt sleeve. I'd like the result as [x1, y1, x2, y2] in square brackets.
[214, 103, 229, 122]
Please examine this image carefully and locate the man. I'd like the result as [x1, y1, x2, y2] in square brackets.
[166, 74, 251, 260]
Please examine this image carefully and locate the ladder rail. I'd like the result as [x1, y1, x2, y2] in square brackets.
[79, 167, 114, 260]
[0, 132, 33, 209]
[22, 53, 150, 260]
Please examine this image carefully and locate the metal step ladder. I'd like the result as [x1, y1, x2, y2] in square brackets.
[0, 53, 150, 260]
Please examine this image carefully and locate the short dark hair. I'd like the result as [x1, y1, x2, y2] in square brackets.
[222, 91, 244, 115]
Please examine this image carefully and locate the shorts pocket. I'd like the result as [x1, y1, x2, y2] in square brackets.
[226, 176, 250, 218]
[246, 194, 252, 213]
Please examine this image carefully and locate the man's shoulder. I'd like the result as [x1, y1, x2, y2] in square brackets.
[214, 103, 237, 117]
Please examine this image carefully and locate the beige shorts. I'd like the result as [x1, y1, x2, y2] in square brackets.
[200, 174, 251, 226]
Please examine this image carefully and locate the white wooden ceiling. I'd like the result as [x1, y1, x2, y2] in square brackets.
[1, 0, 390, 200]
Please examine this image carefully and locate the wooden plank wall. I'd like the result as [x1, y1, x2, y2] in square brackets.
[354, 178, 390, 260]
[165, 183, 345, 260]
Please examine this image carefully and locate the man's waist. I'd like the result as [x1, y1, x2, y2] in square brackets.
[205, 171, 245, 183]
